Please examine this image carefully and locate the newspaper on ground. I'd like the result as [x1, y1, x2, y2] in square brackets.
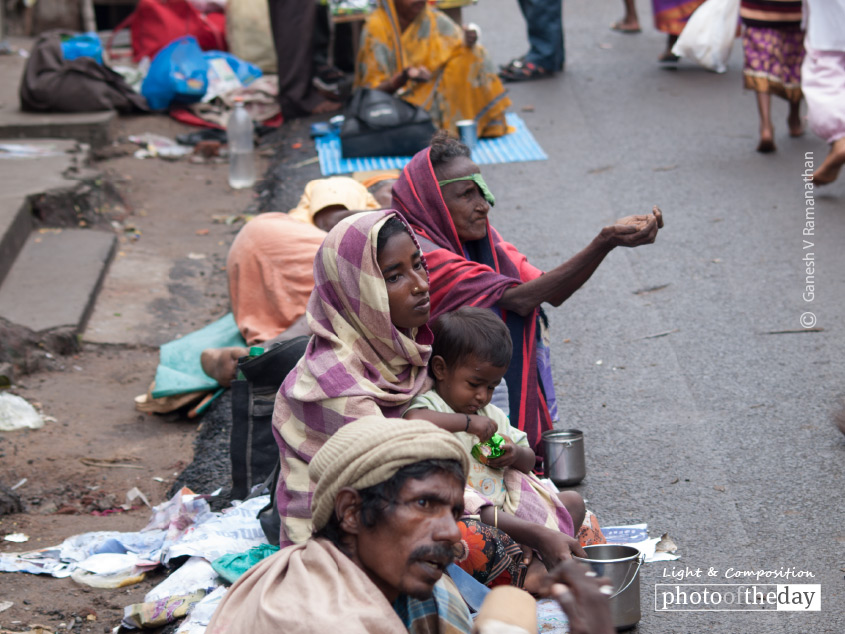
[602, 523, 680, 562]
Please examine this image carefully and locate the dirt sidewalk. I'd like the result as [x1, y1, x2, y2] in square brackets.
[0, 107, 324, 632]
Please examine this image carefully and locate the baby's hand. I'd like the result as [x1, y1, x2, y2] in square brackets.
[486, 436, 519, 469]
[467, 415, 497, 442]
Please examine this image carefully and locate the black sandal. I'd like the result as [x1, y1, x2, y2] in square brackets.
[498, 60, 551, 82]
[499, 57, 525, 73]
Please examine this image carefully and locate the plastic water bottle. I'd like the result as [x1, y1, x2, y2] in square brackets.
[227, 99, 255, 189]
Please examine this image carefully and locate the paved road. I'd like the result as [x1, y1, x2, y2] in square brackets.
[464, 0, 844, 631]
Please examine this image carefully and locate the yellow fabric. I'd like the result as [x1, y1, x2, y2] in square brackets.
[355, 0, 512, 138]
[288, 177, 381, 225]
[743, 72, 802, 102]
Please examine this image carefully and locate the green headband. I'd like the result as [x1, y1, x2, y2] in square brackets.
[437, 173, 496, 207]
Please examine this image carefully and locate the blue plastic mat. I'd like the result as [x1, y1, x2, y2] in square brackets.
[316, 113, 547, 175]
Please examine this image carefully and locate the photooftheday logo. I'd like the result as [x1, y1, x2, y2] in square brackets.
[655, 584, 821, 612]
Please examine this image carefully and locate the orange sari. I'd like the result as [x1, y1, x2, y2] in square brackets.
[652, 0, 707, 35]
[355, 0, 511, 138]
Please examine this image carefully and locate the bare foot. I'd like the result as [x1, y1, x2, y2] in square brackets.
[788, 114, 804, 137]
[311, 99, 342, 115]
[811, 138, 845, 185]
[201, 346, 249, 387]
[660, 34, 679, 62]
[757, 126, 776, 153]
[610, 19, 641, 33]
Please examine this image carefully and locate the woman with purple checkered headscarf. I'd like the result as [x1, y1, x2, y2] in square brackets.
[271, 210, 434, 547]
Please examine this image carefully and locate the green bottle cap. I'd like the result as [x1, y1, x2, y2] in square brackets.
[248, 346, 265, 356]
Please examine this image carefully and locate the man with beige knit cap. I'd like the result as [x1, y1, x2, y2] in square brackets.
[207, 416, 613, 634]
[207, 416, 473, 633]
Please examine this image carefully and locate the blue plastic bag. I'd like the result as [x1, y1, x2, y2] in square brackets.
[141, 36, 209, 111]
[61, 32, 103, 64]
[203, 51, 262, 86]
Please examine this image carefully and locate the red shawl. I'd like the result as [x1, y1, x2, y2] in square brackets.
[392, 149, 553, 462]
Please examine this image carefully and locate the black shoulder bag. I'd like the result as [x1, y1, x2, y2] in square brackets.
[339, 88, 437, 158]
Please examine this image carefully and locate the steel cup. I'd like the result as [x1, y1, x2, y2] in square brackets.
[456, 119, 478, 149]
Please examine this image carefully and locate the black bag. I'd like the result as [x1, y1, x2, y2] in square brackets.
[20, 30, 149, 113]
[230, 336, 309, 501]
[257, 460, 282, 546]
[340, 88, 436, 158]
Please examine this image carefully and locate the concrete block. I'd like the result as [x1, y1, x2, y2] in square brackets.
[84, 250, 185, 347]
[0, 197, 32, 290]
[0, 139, 85, 285]
[0, 110, 115, 148]
[0, 228, 116, 332]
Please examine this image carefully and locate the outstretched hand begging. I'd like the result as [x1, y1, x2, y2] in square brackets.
[603, 205, 664, 248]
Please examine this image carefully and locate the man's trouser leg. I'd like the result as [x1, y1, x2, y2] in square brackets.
[516, 0, 565, 71]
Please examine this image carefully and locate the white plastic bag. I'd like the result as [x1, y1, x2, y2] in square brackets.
[672, 0, 740, 73]
[0, 392, 44, 431]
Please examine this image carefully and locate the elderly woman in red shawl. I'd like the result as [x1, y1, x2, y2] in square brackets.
[392, 132, 664, 467]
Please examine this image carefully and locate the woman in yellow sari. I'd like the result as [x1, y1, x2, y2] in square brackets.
[355, 0, 511, 138]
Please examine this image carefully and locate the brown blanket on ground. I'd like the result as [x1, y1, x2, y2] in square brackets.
[20, 30, 149, 113]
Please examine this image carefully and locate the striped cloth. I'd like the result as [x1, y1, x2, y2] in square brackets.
[271, 210, 434, 547]
[392, 148, 553, 463]
[462, 467, 575, 537]
[741, 0, 803, 27]
[394, 574, 474, 634]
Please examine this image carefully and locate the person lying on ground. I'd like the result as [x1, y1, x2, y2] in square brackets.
[206, 416, 614, 634]
[200, 177, 383, 387]
[355, 0, 511, 138]
[405, 307, 587, 590]
[392, 132, 664, 467]
[362, 173, 399, 207]
[271, 211, 435, 546]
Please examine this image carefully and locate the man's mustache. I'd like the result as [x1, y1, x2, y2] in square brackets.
[409, 543, 455, 567]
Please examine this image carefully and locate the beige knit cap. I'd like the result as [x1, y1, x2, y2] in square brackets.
[309, 416, 470, 531]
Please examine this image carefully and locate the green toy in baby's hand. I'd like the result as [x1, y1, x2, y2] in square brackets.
[472, 433, 505, 464]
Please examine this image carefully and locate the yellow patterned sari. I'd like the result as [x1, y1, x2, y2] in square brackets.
[355, 0, 511, 138]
